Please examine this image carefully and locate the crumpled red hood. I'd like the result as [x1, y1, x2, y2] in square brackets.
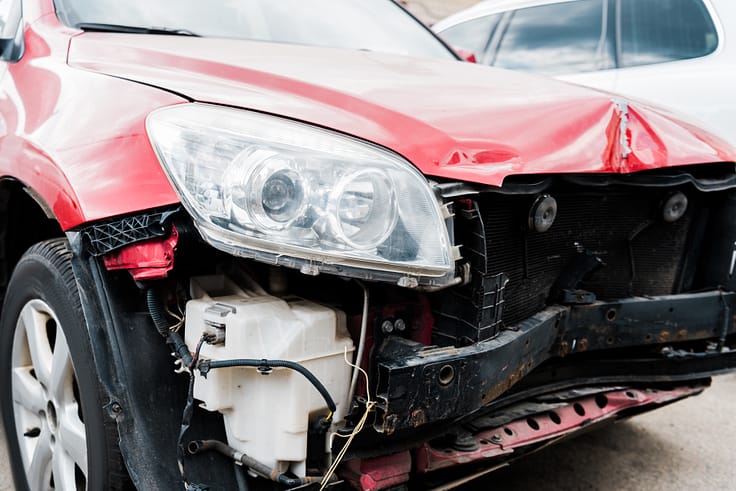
[69, 34, 736, 186]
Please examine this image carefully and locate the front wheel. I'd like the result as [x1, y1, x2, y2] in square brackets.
[0, 239, 130, 490]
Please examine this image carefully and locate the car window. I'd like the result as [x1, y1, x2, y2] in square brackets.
[619, 0, 718, 67]
[53, 0, 456, 60]
[438, 15, 501, 57]
[493, 0, 615, 75]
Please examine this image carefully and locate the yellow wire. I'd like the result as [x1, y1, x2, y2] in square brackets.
[319, 348, 376, 490]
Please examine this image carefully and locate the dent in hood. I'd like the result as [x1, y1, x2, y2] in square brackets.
[68, 34, 736, 186]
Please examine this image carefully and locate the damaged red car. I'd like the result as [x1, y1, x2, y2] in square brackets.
[2, 0, 736, 490]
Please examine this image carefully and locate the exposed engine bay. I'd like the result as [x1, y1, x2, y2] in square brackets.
[71, 164, 736, 490]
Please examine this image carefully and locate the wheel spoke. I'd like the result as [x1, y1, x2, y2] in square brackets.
[12, 367, 45, 415]
[59, 411, 87, 477]
[27, 429, 52, 491]
[49, 333, 72, 403]
[52, 444, 78, 491]
[20, 305, 52, 388]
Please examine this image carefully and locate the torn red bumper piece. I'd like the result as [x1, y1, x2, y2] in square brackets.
[103, 227, 178, 280]
[414, 385, 704, 473]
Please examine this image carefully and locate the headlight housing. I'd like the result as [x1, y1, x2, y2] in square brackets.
[147, 104, 454, 286]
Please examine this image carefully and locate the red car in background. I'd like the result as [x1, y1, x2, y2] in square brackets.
[2, 1, 736, 490]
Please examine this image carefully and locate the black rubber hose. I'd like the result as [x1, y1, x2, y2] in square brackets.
[167, 331, 194, 368]
[198, 359, 337, 413]
[146, 288, 171, 336]
[188, 440, 331, 487]
[146, 288, 194, 367]
[189, 440, 272, 479]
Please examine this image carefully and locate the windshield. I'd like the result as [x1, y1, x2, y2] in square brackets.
[54, 0, 456, 60]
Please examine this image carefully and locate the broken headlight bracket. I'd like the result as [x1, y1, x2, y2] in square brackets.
[80, 206, 182, 256]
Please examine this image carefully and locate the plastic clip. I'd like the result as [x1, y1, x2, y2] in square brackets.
[257, 359, 273, 375]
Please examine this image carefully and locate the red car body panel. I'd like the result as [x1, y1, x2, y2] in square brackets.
[0, 12, 182, 230]
[2, 1, 735, 231]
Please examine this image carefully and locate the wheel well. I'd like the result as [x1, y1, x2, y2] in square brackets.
[0, 180, 64, 303]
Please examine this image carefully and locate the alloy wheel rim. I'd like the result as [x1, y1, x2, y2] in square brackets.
[11, 299, 88, 490]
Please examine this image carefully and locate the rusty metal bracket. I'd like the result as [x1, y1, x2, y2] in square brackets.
[557, 291, 736, 355]
[374, 291, 736, 434]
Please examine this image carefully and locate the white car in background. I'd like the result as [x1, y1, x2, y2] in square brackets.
[434, 0, 736, 146]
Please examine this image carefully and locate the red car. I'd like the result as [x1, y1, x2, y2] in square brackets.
[2, 1, 736, 490]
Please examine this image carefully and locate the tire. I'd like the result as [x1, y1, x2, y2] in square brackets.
[0, 239, 130, 490]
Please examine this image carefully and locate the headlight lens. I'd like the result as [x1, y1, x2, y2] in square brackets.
[330, 169, 398, 249]
[147, 104, 453, 284]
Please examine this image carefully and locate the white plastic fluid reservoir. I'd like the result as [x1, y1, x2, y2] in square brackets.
[184, 275, 355, 476]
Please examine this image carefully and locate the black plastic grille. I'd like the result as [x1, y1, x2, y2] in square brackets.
[479, 190, 693, 327]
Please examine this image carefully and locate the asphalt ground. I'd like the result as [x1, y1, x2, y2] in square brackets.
[0, 427, 9, 491]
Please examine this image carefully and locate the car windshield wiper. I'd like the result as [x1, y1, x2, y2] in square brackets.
[75, 23, 201, 37]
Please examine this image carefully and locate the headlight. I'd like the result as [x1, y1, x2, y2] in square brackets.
[146, 104, 454, 286]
